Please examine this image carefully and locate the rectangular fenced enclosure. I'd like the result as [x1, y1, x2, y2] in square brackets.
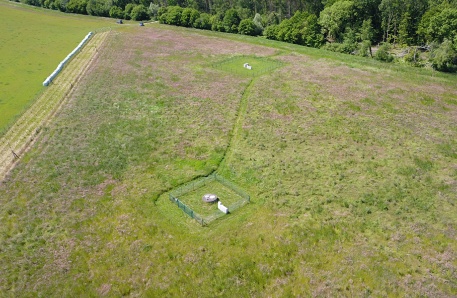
[169, 173, 250, 226]
[211, 55, 284, 77]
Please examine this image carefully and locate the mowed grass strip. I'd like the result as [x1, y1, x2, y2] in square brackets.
[0, 0, 112, 133]
[177, 179, 246, 219]
[0, 31, 110, 181]
[212, 55, 284, 77]
[0, 23, 456, 297]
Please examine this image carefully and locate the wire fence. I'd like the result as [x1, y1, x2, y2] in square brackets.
[214, 174, 250, 201]
[169, 195, 206, 226]
[169, 173, 250, 226]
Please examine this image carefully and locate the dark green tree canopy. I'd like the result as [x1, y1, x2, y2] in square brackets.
[19, 0, 457, 72]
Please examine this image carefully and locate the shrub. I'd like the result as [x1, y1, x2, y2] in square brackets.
[322, 41, 356, 54]
[266, 11, 322, 48]
[431, 39, 457, 72]
[157, 6, 167, 19]
[322, 42, 347, 53]
[66, 0, 87, 14]
[193, 13, 211, 30]
[109, 6, 124, 19]
[124, 3, 135, 20]
[223, 8, 241, 33]
[263, 24, 279, 40]
[130, 5, 149, 21]
[86, 0, 110, 17]
[341, 27, 358, 54]
[265, 11, 280, 26]
[22, 0, 40, 6]
[159, 6, 183, 25]
[54, 0, 65, 11]
[148, 3, 159, 20]
[238, 19, 257, 36]
[253, 13, 263, 35]
[210, 14, 225, 32]
[276, 12, 304, 44]
[402, 47, 422, 67]
[374, 43, 394, 62]
[357, 40, 372, 57]
[181, 8, 200, 27]
[301, 14, 324, 48]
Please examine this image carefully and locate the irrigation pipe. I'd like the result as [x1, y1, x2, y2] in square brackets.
[43, 32, 93, 86]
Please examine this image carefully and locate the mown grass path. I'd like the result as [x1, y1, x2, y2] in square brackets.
[157, 78, 256, 203]
[218, 78, 256, 170]
[0, 31, 110, 181]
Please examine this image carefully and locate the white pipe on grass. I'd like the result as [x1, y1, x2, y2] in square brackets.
[43, 32, 93, 86]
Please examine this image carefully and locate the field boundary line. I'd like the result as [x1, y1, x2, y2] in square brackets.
[0, 31, 111, 182]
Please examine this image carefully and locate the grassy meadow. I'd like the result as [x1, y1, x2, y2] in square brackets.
[1, 19, 457, 297]
[0, 0, 113, 134]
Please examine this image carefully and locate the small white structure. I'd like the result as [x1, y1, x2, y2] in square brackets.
[218, 201, 229, 214]
[243, 63, 252, 70]
[202, 193, 218, 203]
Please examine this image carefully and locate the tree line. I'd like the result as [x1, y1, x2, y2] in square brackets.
[15, 0, 457, 72]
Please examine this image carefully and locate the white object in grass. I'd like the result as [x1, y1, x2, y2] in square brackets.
[218, 201, 229, 214]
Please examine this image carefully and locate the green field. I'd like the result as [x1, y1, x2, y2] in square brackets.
[1, 14, 457, 297]
[0, 1, 113, 134]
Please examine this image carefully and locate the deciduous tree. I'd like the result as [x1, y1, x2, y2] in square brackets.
[223, 8, 242, 33]
[130, 4, 149, 21]
[109, 5, 124, 18]
[319, 1, 355, 42]
[379, 0, 403, 43]
[238, 19, 257, 35]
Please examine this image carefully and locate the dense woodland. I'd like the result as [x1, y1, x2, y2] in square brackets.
[14, 0, 457, 72]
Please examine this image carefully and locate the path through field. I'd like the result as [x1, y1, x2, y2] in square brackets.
[0, 31, 110, 181]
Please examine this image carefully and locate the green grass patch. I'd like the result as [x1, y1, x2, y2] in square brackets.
[212, 55, 284, 77]
[420, 95, 435, 106]
[0, 0, 113, 134]
[170, 174, 250, 225]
